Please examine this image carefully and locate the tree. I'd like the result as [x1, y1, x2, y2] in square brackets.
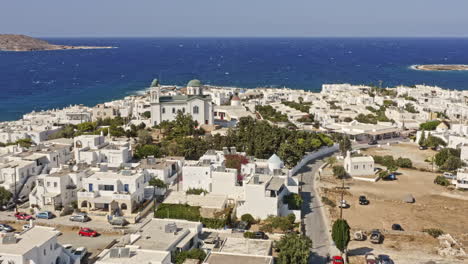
[339, 136, 352, 156]
[434, 176, 450, 186]
[419, 120, 441, 131]
[326, 156, 337, 167]
[332, 165, 347, 179]
[332, 219, 351, 254]
[241, 214, 255, 225]
[142, 111, 151, 119]
[396, 157, 412, 168]
[441, 156, 464, 171]
[276, 233, 312, 264]
[134, 144, 161, 159]
[425, 134, 446, 149]
[0, 187, 12, 206]
[418, 130, 426, 146]
[435, 148, 460, 167]
[283, 193, 303, 210]
[137, 129, 153, 145]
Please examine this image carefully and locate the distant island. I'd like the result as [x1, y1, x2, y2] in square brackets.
[0, 34, 115, 51]
[412, 64, 468, 71]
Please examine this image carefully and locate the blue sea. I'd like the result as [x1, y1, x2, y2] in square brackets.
[1, 38, 468, 121]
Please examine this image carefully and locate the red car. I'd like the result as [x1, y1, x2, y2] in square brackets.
[78, 228, 98, 237]
[15, 212, 33, 220]
[332, 256, 344, 264]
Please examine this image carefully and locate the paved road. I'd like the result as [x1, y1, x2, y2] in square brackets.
[299, 154, 338, 264]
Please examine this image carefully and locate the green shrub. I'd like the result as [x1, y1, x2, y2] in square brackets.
[174, 249, 206, 264]
[423, 228, 444, 238]
[396, 157, 413, 168]
[283, 193, 303, 210]
[321, 196, 336, 207]
[260, 215, 296, 232]
[155, 204, 201, 221]
[434, 176, 450, 186]
[244, 231, 256, 239]
[332, 165, 347, 179]
[419, 120, 441, 131]
[241, 214, 255, 225]
[186, 188, 208, 195]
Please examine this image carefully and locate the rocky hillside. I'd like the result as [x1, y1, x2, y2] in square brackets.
[0, 34, 113, 51]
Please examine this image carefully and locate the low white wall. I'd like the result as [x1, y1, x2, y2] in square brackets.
[289, 144, 339, 176]
[352, 176, 380, 182]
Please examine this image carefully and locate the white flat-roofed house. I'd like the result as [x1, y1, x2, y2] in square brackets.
[129, 218, 203, 255]
[140, 156, 184, 185]
[96, 248, 171, 264]
[29, 165, 91, 211]
[77, 170, 146, 221]
[236, 174, 299, 220]
[0, 159, 42, 198]
[455, 168, 468, 190]
[74, 134, 131, 168]
[344, 151, 375, 177]
[0, 226, 79, 264]
[150, 79, 213, 126]
[182, 160, 213, 192]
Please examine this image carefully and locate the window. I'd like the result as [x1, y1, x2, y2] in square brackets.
[182, 107, 185, 113]
[124, 184, 129, 192]
[101, 185, 114, 191]
[354, 165, 358, 170]
[193, 106, 199, 114]
[54, 182, 57, 188]
[47, 182, 51, 187]
[162, 107, 165, 114]
[172, 107, 176, 114]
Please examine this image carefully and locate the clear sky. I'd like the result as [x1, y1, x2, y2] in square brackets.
[1, 0, 468, 37]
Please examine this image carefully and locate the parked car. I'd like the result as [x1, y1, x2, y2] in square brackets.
[419, 146, 427, 150]
[443, 172, 455, 179]
[338, 200, 350, 208]
[70, 213, 90, 222]
[253, 231, 268, 240]
[378, 255, 393, 264]
[15, 212, 33, 220]
[108, 216, 128, 226]
[0, 201, 15, 211]
[365, 253, 377, 264]
[391, 224, 404, 231]
[63, 244, 73, 252]
[78, 228, 98, 237]
[359, 195, 370, 205]
[332, 255, 344, 264]
[73, 247, 88, 260]
[368, 140, 378, 145]
[370, 229, 383, 244]
[17, 195, 29, 204]
[0, 223, 14, 232]
[23, 224, 32, 230]
[36, 211, 55, 219]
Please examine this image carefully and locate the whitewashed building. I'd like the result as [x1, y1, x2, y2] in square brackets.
[150, 79, 213, 126]
[344, 151, 375, 176]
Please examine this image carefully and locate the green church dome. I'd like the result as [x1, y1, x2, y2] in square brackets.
[187, 79, 202, 87]
[150, 79, 160, 87]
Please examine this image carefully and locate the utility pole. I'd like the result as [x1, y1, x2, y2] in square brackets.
[339, 178, 345, 219]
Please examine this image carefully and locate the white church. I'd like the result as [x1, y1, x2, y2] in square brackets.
[150, 79, 214, 126]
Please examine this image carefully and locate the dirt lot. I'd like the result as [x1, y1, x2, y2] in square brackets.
[320, 145, 468, 263]
[5, 222, 121, 263]
[361, 142, 437, 170]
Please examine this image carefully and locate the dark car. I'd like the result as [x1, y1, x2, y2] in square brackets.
[233, 221, 249, 232]
[253, 231, 268, 240]
[378, 255, 394, 264]
[419, 146, 428, 150]
[368, 140, 378, 145]
[0, 201, 15, 211]
[391, 224, 404, 231]
[359, 196, 369, 205]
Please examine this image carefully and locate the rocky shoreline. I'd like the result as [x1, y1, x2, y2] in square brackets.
[0, 34, 115, 52]
[412, 64, 468, 71]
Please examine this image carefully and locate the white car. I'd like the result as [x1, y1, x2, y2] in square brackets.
[63, 244, 73, 253]
[73, 247, 87, 260]
[23, 224, 32, 230]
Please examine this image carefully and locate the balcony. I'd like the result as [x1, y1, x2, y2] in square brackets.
[77, 191, 97, 198]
